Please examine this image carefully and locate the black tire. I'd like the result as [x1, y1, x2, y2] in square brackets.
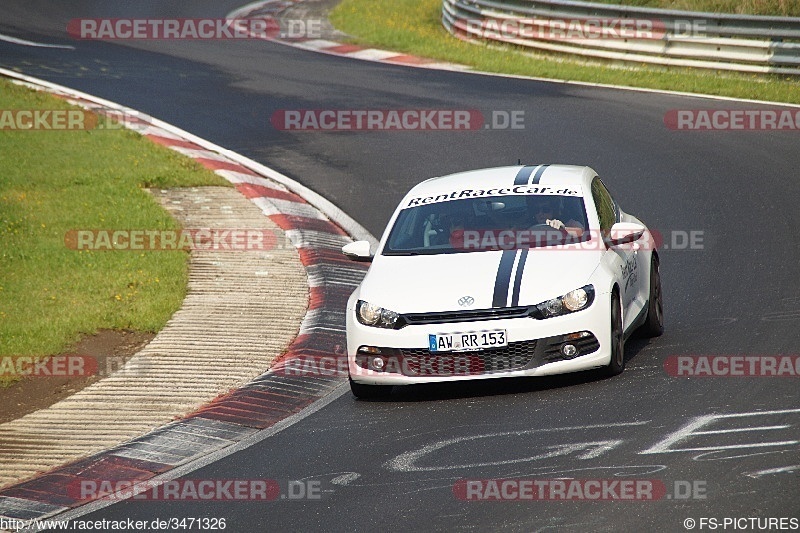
[639, 256, 664, 338]
[349, 377, 392, 399]
[602, 291, 625, 377]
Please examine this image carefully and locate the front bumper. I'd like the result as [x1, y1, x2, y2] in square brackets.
[347, 292, 612, 386]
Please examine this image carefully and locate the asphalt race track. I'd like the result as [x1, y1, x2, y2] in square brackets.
[2, 1, 799, 531]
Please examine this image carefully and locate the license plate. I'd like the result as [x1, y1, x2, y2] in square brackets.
[428, 330, 507, 353]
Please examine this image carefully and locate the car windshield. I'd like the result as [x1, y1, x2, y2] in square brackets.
[383, 194, 589, 255]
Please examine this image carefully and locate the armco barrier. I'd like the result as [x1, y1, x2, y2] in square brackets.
[442, 0, 800, 75]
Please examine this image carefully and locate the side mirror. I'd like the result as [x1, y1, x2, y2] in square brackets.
[607, 222, 646, 246]
[342, 240, 373, 262]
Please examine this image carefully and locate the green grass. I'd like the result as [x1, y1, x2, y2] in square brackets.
[0, 78, 228, 385]
[590, 0, 800, 16]
[330, 0, 800, 104]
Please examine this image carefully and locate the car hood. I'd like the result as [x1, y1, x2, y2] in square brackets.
[359, 248, 602, 313]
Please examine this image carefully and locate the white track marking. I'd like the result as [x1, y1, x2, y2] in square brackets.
[745, 465, 800, 478]
[0, 32, 74, 49]
[640, 409, 800, 454]
[386, 422, 647, 472]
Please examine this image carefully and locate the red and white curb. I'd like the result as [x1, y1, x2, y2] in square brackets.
[227, 0, 469, 71]
[229, 0, 800, 109]
[0, 68, 373, 524]
[281, 38, 468, 70]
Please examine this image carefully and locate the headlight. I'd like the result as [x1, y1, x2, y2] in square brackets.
[534, 285, 594, 319]
[563, 287, 590, 311]
[356, 300, 400, 329]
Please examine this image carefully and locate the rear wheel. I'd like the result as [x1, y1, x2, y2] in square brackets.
[639, 256, 664, 338]
[602, 292, 625, 377]
[349, 377, 392, 399]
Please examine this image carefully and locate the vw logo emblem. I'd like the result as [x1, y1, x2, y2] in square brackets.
[458, 296, 475, 307]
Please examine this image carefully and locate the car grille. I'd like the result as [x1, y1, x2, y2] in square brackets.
[397, 340, 537, 376]
[397, 306, 532, 328]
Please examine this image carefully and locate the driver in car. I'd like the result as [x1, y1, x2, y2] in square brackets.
[528, 196, 585, 237]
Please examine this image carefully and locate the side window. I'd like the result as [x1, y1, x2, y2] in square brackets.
[591, 177, 616, 233]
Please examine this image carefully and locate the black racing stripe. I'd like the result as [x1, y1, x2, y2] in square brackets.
[492, 250, 517, 307]
[510, 249, 528, 307]
[530, 164, 550, 185]
[513, 165, 536, 185]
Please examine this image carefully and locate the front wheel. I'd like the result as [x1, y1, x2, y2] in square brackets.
[602, 292, 625, 377]
[349, 377, 392, 399]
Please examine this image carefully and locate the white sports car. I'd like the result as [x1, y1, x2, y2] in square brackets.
[342, 165, 663, 398]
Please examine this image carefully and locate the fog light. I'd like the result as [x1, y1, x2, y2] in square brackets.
[371, 357, 385, 371]
[561, 344, 578, 358]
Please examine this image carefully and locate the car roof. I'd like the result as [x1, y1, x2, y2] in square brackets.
[408, 165, 596, 199]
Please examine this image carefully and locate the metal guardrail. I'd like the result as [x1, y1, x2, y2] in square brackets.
[442, 0, 800, 76]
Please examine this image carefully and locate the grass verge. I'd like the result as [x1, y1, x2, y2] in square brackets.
[0, 78, 228, 387]
[589, 0, 800, 17]
[329, 0, 800, 105]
